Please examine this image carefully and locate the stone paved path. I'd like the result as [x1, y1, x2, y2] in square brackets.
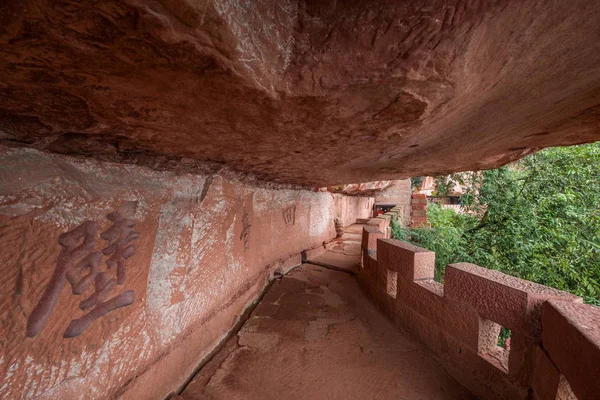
[179, 225, 475, 400]
[307, 224, 363, 273]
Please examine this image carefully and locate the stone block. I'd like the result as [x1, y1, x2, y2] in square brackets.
[531, 346, 562, 400]
[365, 253, 377, 272]
[358, 269, 385, 312]
[392, 301, 445, 355]
[393, 277, 482, 352]
[542, 300, 600, 400]
[361, 250, 385, 288]
[361, 248, 376, 273]
[440, 336, 526, 400]
[402, 282, 458, 337]
[411, 194, 428, 204]
[507, 332, 537, 386]
[442, 300, 483, 351]
[361, 225, 384, 251]
[445, 263, 579, 337]
[366, 217, 387, 232]
[401, 280, 444, 321]
[376, 239, 434, 282]
[411, 209, 426, 217]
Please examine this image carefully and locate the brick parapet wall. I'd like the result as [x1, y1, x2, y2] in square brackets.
[410, 193, 428, 228]
[360, 211, 599, 400]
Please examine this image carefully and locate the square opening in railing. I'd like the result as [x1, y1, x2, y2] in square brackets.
[386, 269, 398, 299]
[478, 318, 510, 373]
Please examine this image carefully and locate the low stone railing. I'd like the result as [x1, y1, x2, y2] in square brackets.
[360, 212, 600, 400]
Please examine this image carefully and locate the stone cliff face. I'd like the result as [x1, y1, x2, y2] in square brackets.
[1, 0, 599, 187]
[0, 145, 342, 399]
[1, 2, 599, 398]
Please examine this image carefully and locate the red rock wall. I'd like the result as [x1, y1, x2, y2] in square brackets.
[2, 1, 599, 187]
[359, 211, 595, 400]
[0, 146, 336, 399]
[333, 194, 374, 227]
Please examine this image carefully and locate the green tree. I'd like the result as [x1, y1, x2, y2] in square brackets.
[394, 143, 600, 304]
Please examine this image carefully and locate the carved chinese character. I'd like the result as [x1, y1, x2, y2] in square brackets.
[101, 210, 138, 285]
[67, 252, 102, 295]
[26, 221, 100, 338]
[64, 287, 134, 338]
[240, 208, 251, 250]
[79, 272, 115, 310]
[26, 204, 139, 339]
[283, 206, 296, 226]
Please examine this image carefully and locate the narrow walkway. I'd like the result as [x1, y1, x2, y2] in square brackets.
[180, 225, 474, 400]
[307, 223, 363, 273]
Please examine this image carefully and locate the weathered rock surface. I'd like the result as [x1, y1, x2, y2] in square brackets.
[332, 194, 374, 227]
[0, 145, 341, 399]
[1, 0, 599, 186]
[328, 181, 394, 195]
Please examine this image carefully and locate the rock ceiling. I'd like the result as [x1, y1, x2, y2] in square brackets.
[1, 0, 599, 186]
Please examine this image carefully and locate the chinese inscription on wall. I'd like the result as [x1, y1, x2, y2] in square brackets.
[26, 207, 138, 338]
[240, 208, 251, 250]
[283, 206, 296, 226]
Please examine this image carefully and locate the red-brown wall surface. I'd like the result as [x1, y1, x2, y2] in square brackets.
[374, 179, 411, 224]
[333, 194, 374, 227]
[0, 146, 337, 399]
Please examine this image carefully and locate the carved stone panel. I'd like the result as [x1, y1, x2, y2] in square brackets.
[26, 203, 139, 338]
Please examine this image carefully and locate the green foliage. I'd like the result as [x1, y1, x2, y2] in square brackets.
[394, 204, 476, 281]
[433, 172, 476, 197]
[395, 143, 600, 303]
[391, 216, 410, 242]
[411, 176, 424, 190]
[498, 327, 511, 347]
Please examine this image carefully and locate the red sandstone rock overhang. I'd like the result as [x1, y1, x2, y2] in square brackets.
[1, 0, 599, 186]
